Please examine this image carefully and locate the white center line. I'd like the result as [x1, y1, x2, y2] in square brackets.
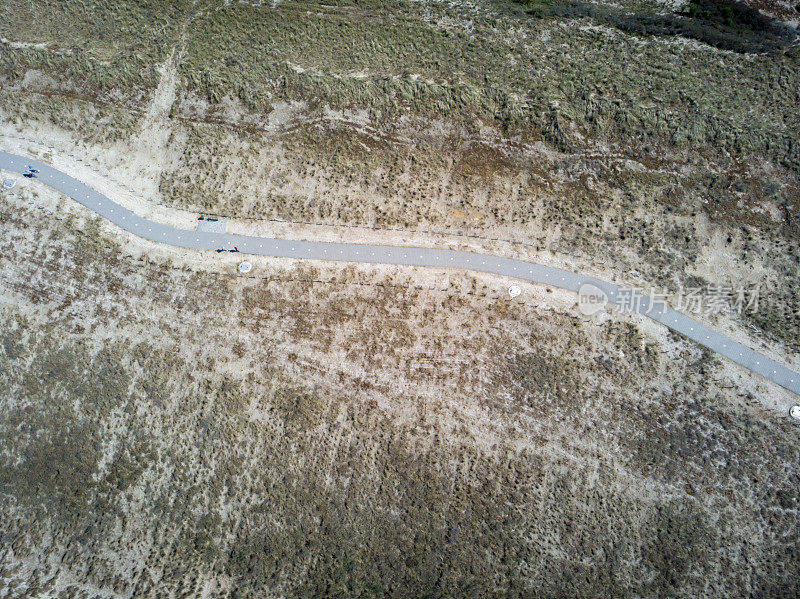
[3, 149, 799, 396]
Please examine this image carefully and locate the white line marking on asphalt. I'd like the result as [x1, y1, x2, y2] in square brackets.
[3, 149, 798, 396]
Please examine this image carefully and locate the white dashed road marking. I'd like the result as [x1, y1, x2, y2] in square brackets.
[2, 148, 799, 398]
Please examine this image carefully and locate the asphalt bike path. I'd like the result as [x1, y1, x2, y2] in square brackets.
[2, 150, 798, 397]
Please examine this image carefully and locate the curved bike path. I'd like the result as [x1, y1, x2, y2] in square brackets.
[2, 150, 799, 397]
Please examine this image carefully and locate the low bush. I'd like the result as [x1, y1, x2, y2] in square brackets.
[514, 0, 797, 53]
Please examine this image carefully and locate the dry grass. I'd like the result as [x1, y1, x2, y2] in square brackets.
[0, 170, 798, 597]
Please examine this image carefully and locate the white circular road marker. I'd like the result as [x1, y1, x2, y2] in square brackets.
[239, 262, 252, 274]
[508, 286, 521, 298]
[791, 406, 800, 421]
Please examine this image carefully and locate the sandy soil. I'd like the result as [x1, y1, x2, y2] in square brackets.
[1, 177, 798, 597]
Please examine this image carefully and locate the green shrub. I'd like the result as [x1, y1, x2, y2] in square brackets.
[515, 0, 796, 53]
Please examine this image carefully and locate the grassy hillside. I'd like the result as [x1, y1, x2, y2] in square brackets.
[0, 182, 798, 597]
